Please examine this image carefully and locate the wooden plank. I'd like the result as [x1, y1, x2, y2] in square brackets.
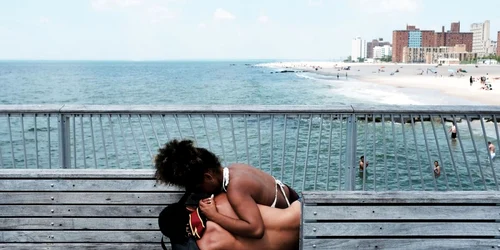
[0, 169, 159, 179]
[302, 239, 500, 250]
[0, 179, 180, 191]
[0, 205, 165, 217]
[303, 222, 500, 237]
[302, 191, 500, 204]
[0, 218, 158, 230]
[0, 192, 183, 204]
[303, 205, 500, 220]
[0, 231, 164, 243]
[0, 243, 171, 250]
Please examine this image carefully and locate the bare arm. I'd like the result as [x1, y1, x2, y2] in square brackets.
[202, 187, 265, 239]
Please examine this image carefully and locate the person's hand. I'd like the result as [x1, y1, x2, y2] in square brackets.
[199, 196, 218, 220]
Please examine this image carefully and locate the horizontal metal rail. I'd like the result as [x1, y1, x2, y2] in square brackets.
[1, 105, 499, 192]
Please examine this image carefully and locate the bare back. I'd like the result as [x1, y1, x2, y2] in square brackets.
[226, 163, 292, 209]
[197, 193, 300, 250]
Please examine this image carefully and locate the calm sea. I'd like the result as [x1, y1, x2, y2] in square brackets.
[0, 61, 497, 191]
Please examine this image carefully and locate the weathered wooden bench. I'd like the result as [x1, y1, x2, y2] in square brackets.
[300, 191, 500, 250]
[0, 169, 184, 250]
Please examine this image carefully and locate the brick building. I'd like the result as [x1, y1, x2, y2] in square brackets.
[392, 29, 409, 64]
[366, 38, 391, 58]
[392, 22, 473, 63]
[436, 23, 473, 52]
[450, 22, 460, 33]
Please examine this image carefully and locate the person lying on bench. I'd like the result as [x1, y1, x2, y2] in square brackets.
[160, 192, 300, 250]
[154, 139, 300, 239]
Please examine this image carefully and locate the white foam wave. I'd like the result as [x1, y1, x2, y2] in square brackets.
[295, 73, 319, 81]
[295, 72, 338, 82]
[328, 80, 422, 105]
[293, 71, 422, 105]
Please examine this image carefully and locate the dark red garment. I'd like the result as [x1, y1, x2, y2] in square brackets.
[189, 208, 207, 239]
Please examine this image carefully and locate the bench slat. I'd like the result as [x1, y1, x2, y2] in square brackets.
[303, 222, 500, 237]
[0, 205, 165, 217]
[0, 231, 164, 243]
[302, 191, 500, 204]
[0, 169, 157, 179]
[0, 192, 183, 204]
[0, 179, 179, 191]
[303, 205, 500, 220]
[301, 239, 500, 250]
[1, 218, 158, 230]
[0, 243, 170, 250]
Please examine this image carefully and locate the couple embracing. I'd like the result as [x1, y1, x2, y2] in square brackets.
[154, 139, 301, 250]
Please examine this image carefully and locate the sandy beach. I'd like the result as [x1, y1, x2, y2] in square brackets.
[258, 62, 500, 105]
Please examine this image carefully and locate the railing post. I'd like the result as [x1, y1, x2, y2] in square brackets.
[345, 114, 357, 191]
[58, 114, 71, 169]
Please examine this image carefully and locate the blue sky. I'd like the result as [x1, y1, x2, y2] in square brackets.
[0, 0, 499, 60]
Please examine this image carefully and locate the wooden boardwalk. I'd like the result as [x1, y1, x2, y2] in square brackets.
[301, 191, 500, 250]
[0, 169, 183, 249]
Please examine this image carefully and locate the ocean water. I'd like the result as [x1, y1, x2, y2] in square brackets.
[0, 61, 361, 105]
[0, 61, 478, 106]
[0, 61, 498, 191]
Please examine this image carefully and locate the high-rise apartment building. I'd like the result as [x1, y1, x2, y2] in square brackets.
[351, 37, 366, 61]
[498, 31, 500, 55]
[392, 22, 473, 62]
[392, 25, 433, 63]
[471, 20, 491, 56]
[366, 38, 391, 58]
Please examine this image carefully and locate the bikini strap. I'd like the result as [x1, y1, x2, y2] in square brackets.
[222, 167, 229, 192]
[276, 180, 291, 207]
[271, 177, 278, 208]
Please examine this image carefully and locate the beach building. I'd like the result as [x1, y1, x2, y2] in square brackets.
[477, 59, 498, 65]
[366, 38, 391, 58]
[486, 40, 497, 55]
[470, 20, 491, 56]
[392, 22, 473, 63]
[351, 37, 366, 62]
[402, 44, 477, 64]
[373, 45, 392, 59]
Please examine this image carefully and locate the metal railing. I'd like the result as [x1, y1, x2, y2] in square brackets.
[1, 104, 500, 192]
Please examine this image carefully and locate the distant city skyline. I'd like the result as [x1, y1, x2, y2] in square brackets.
[0, 0, 499, 60]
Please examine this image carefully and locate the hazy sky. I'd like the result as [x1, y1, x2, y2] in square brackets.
[0, 0, 499, 60]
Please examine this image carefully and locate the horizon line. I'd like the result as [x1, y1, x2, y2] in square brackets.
[0, 58, 345, 62]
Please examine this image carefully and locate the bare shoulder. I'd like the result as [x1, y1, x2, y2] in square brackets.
[227, 163, 254, 169]
[226, 163, 261, 194]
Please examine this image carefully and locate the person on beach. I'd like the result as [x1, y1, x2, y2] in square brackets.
[448, 123, 457, 140]
[488, 141, 496, 160]
[160, 192, 300, 250]
[433, 161, 441, 177]
[154, 139, 300, 239]
[359, 156, 369, 172]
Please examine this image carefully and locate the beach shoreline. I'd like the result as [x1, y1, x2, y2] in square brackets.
[258, 62, 500, 105]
